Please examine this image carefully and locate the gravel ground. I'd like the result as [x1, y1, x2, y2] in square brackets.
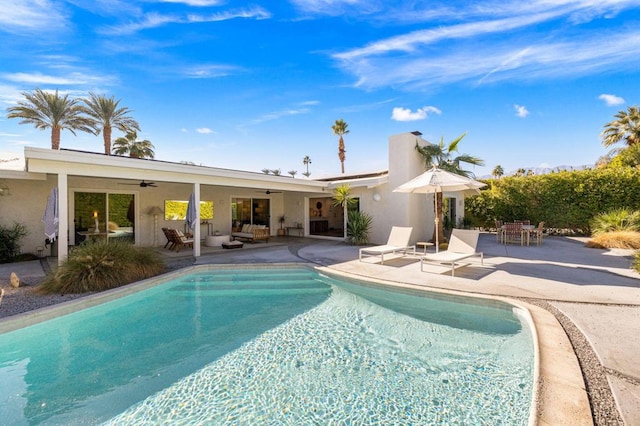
[0, 261, 622, 425]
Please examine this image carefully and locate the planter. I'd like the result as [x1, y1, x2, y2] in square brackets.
[277, 229, 286, 236]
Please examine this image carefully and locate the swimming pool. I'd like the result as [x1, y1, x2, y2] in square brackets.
[0, 266, 535, 425]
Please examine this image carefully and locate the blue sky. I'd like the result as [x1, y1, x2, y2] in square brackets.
[1, 0, 639, 178]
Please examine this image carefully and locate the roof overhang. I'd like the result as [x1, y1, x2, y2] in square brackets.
[24, 147, 329, 193]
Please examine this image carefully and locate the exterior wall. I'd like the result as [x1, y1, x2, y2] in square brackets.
[366, 132, 433, 245]
[0, 175, 55, 257]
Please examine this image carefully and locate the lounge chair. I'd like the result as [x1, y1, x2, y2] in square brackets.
[359, 226, 415, 264]
[420, 229, 483, 276]
[166, 228, 194, 252]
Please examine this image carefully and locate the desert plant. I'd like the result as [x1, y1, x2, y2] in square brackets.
[585, 231, 640, 249]
[0, 222, 29, 263]
[39, 240, 165, 293]
[590, 208, 640, 236]
[633, 252, 640, 273]
[346, 210, 373, 245]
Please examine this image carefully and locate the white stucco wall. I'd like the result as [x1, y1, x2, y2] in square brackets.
[366, 132, 433, 245]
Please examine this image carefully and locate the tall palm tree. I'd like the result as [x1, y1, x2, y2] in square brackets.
[303, 155, 311, 174]
[601, 106, 640, 148]
[415, 132, 484, 244]
[492, 165, 504, 179]
[112, 131, 155, 159]
[6, 88, 96, 150]
[83, 93, 140, 155]
[331, 119, 349, 174]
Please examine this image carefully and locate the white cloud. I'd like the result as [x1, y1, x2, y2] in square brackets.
[332, 3, 640, 90]
[391, 106, 441, 121]
[0, 0, 68, 34]
[196, 128, 213, 134]
[160, 0, 223, 6]
[181, 128, 189, 133]
[514, 104, 529, 118]
[184, 64, 240, 79]
[598, 93, 625, 106]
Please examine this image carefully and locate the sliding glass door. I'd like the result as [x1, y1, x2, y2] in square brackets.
[73, 192, 135, 244]
[231, 198, 270, 229]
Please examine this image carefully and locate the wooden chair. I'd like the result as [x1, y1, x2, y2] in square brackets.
[161, 227, 174, 250]
[503, 222, 524, 245]
[531, 222, 545, 246]
[166, 228, 194, 252]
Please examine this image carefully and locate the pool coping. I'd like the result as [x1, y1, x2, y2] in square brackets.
[0, 262, 592, 425]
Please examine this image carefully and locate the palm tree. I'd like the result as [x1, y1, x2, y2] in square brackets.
[601, 106, 640, 148]
[332, 119, 349, 174]
[112, 131, 155, 159]
[6, 88, 96, 150]
[83, 93, 140, 155]
[288, 170, 297, 178]
[415, 132, 484, 244]
[332, 184, 357, 239]
[303, 155, 311, 174]
[492, 165, 504, 179]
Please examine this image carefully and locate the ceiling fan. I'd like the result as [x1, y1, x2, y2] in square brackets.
[264, 190, 282, 194]
[120, 180, 158, 188]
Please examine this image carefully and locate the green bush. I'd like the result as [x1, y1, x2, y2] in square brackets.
[40, 240, 165, 293]
[0, 222, 29, 263]
[633, 252, 640, 274]
[465, 168, 640, 233]
[590, 208, 640, 235]
[347, 210, 373, 245]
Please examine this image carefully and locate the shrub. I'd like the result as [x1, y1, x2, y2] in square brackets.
[590, 208, 640, 235]
[40, 240, 165, 293]
[585, 231, 640, 250]
[633, 252, 640, 273]
[0, 222, 29, 263]
[347, 210, 373, 245]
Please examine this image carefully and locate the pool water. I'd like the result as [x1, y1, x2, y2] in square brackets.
[0, 267, 534, 425]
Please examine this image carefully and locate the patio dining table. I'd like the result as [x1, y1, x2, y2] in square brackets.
[500, 223, 535, 246]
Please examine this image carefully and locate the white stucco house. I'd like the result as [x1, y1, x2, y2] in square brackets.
[0, 131, 473, 264]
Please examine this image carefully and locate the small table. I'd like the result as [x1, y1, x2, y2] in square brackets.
[205, 234, 230, 247]
[286, 227, 304, 236]
[416, 241, 434, 254]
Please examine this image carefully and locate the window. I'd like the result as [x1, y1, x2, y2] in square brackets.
[164, 200, 214, 221]
[231, 197, 270, 228]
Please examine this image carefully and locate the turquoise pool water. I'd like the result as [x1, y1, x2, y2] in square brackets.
[0, 267, 534, 425]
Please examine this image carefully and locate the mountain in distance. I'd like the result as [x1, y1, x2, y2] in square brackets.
[479, 164, 593, 179]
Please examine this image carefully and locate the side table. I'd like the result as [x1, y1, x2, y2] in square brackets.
[416, 241, 434, 254]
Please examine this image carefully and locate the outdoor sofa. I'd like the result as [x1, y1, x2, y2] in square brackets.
[231, 224, 270, 243]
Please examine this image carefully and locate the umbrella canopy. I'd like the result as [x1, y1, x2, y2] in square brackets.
[42, 187, 59, 241]
[186, 192, 198, 231]
[393, 166, 486, 251]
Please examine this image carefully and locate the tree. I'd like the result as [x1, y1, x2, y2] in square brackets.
[303, 155, 311, 177]
[6, 88, 96, 150]
[332, 119, 349, 174]
[288, 170, 297, 178]
[415, 132, 484, 244]
[332, 184, 357, 240]
[492, 165, 504, 179]
[83, 93, 140, 155]
[112, 131, 155, 159]
[601, 106, 640, 148]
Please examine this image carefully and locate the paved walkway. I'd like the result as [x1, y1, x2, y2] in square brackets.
[1, 234, 639, 423]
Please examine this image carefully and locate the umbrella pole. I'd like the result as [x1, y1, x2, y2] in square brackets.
[435, 192, 439, 253]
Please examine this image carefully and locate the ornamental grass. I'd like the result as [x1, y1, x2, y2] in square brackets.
[584, 231, 640, 250]
[40, 240, 165, 294]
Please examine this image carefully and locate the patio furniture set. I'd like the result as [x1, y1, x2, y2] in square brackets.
[496, 221, 545, 246]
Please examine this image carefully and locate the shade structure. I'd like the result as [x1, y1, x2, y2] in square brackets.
[42, 187, 59, 242]
[393, 166, 486, 251]
[186, 193, 198, 231]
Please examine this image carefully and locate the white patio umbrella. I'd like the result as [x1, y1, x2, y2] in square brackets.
[393, 166, 486, 252]
[42, 187, 59, 242]
[186, 193, 198, 231]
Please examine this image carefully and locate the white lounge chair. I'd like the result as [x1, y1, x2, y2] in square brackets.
[359, 226, 415, 264]
[420, 229, 483, 276]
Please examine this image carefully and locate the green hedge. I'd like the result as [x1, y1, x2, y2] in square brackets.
[465, 168, 640, 233]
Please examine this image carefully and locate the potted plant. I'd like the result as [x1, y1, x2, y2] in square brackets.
[278, 215, 286, 236]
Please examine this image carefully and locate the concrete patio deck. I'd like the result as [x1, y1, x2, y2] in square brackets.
[1, 233, 638, 424]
